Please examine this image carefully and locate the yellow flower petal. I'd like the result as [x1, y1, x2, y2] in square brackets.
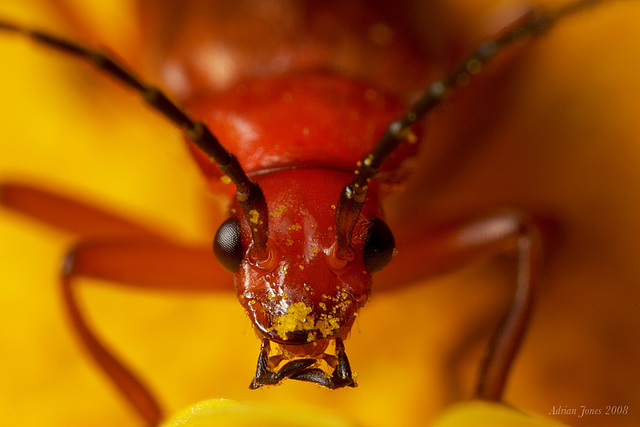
[432, 402, 568, 427]
[162, 398, 357, 427]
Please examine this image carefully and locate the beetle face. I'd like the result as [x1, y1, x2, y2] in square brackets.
[218, 168, 385, 353]
[239, 241, 367, 349]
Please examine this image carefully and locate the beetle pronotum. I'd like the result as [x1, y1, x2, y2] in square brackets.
[1, 0, 639, 426]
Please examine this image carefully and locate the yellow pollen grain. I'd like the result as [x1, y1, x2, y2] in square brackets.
[270, 205, 286, 217]
[270, 302, 314, 341]
[316, 315, 341, 337]
[248, 210, 259, 224]
[285, 239, 294, 246]
[298, 265, 304, 270]
[287, 223, 302, 231]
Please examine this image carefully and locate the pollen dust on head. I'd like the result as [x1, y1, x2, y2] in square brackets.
[270, 301, 343, 342]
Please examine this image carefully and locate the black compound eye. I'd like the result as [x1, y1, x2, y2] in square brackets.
[213, 217, 244, 273]
[363, 218, 395, 273]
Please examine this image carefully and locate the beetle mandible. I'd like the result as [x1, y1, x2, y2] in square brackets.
[1, 0, 639, 426]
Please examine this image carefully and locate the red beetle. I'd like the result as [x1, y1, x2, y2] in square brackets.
[1, 0, 639, 426]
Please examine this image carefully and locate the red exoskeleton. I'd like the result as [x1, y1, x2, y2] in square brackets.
[1, 0, 638, 425]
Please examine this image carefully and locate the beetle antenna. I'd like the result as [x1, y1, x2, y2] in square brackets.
[334, 0, 605, 256]
[0, 20, 270, 254]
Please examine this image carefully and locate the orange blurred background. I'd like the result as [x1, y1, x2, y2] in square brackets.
[0, 1, 639, 426]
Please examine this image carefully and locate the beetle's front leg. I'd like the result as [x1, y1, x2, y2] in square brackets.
[1, 183, 231, 426]
[60, 238, 231, 426]
[472, 215, 539, 401]
[381, 209, 542, 401]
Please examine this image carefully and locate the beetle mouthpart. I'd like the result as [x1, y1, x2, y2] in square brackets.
[249, 338, 356, 390]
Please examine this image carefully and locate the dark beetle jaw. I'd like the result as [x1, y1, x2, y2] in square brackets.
[249, 338, 356, 390]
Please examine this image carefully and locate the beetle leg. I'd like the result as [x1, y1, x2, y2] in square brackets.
[1, 183, 232, 425]
[60, 238, 232, 426]
[0, 183, 160, 238]
[61, 270, 161, 426]
[380, 209, 542, 401]
[472, 213, 540, 401]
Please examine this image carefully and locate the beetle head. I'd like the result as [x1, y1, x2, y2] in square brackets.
[214, 168, 394, 355]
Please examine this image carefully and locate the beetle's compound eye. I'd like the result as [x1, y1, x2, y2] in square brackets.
[363, 218, 395, 273]
[214, 217, 244, 273]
